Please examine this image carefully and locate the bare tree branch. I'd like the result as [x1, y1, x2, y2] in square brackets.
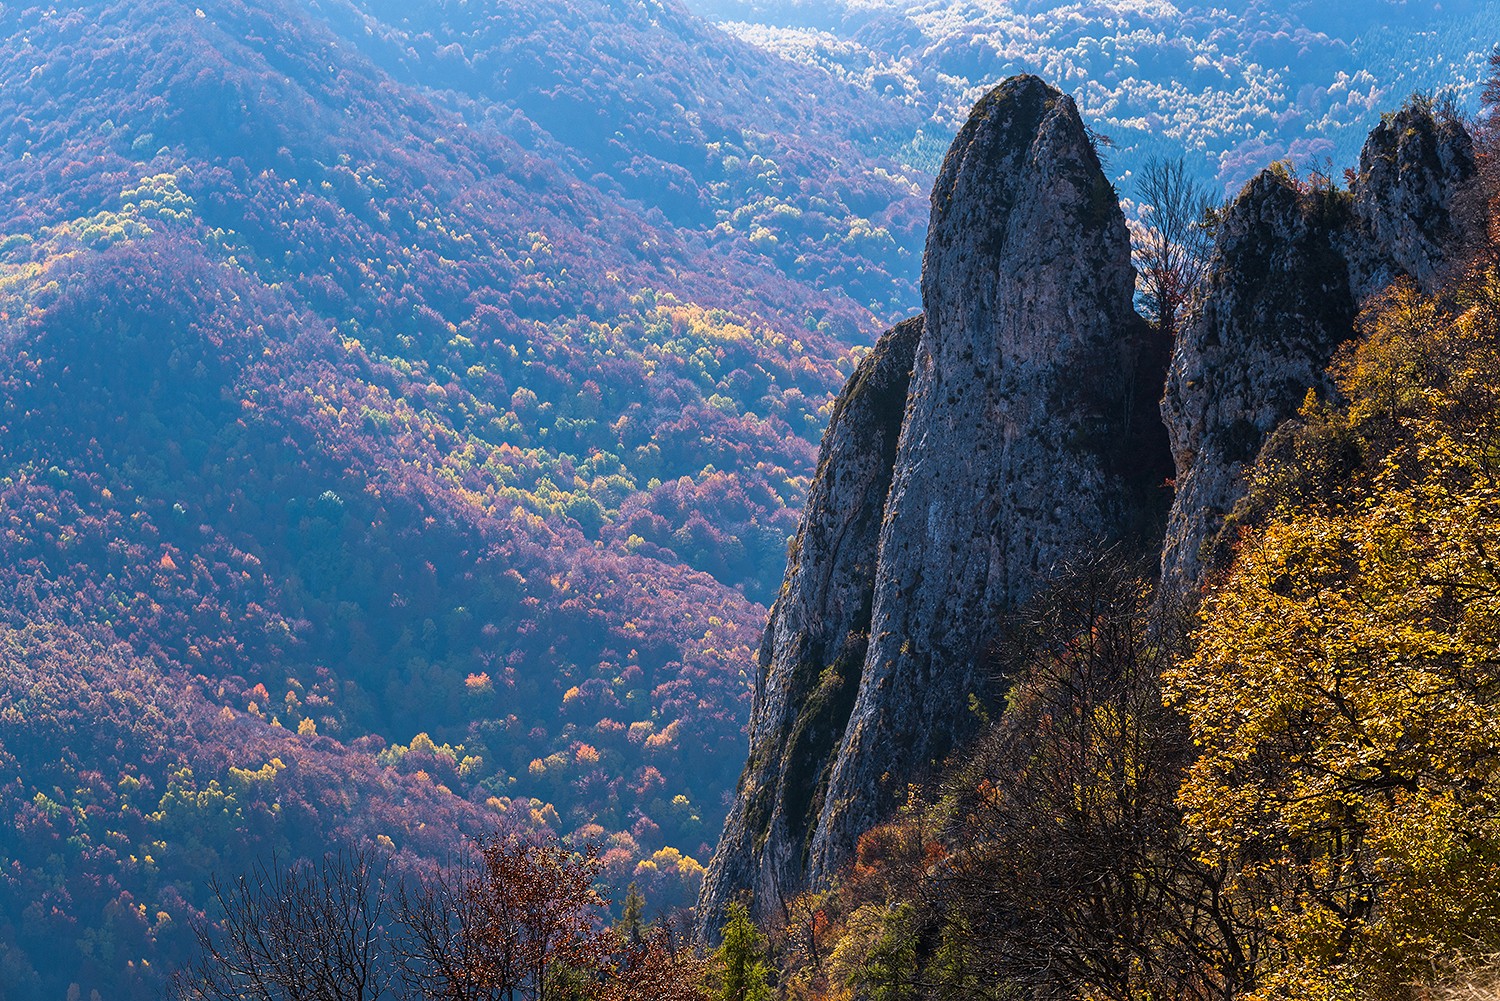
[171, 845, 394, 1001]
[1133, 156, 1217, 341]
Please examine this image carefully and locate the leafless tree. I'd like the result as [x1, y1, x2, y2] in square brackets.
[171, 845, 394, 1001]
[1133, 156, 1217, 342]
[393, 850, 503, 1001]
[176, 835, 708, 1001]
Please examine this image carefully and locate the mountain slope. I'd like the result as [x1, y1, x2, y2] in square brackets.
[701, 0, 1499, 193]
[0, 0, 932, 993]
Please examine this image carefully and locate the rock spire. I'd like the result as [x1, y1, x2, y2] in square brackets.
[1160, 99, 1479, 589]
[700, 75, 1172, 932]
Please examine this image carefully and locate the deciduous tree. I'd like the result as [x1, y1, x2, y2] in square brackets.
[1132, 156, 1217, 341]
[397, 834, 613, 1001]
[1170, 268, 1500, 998]
[929, 553, 1260, 1001]
[171, 845, 393, 1001]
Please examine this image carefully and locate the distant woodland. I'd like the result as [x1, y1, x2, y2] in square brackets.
[6, 0, 1500, 997]
[0, 0, 931, 992]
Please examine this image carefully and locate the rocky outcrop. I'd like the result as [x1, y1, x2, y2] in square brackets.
[1158, 173, 1356, 588]
[695, 315, 922, 937]
[1161, 102, 1479, 590]
[1345, 102, 1479, 300]
[807, 75, 1170, 885]
[703, 83, 1484, 940]
[700, 75, 1172, 931]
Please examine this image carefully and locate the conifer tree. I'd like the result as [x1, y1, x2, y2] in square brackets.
[712, 901, 774, 1001]
[618, 881, 648, 944]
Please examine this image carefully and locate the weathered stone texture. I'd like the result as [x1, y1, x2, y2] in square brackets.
[1161, 102, 1479, 590]
[696, 315, 922, 936]
[808, 75, 1167, 884]
[1345, 103, 1479, 300]
[705, 82, 1480, 938]
[1158, 174, 1356, 589]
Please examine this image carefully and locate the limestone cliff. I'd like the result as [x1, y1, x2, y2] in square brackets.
[806, 75, 1170, 885]
[1346, 102, 1480, 300]
[702, 86, 1479, 937]
[700, 75, 1171, 930]
[1160, 102, 1477, 589]
[695, 315, 922, 937]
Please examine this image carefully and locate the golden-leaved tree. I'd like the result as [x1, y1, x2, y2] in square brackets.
[1169, 271, 1500, 999]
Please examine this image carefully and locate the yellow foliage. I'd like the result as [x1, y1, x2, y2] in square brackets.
[1173, 267, 1500, 994]
[649, 846, 704, 879]
[643, 720, 680, 751]
[379, 731, 464, 768]
[228, 758, 286, 791]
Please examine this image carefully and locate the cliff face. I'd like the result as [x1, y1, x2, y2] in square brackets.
[1346, 104, 1479, 300]
[695, 315, 922, 936]
[1161, 102, 1477, 589]
[1158, 174, 1357, 588]
[806, 75, 1169, 887]
[700, 75, 1171, 930]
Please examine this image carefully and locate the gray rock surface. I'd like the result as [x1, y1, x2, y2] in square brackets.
[808, 75, 1168, 885]
[1158, 172, 1356, 589]
[1345, 102, 1479, 301]
[701, 84, 1483, 944]
[696, 315, 922, 937]
[1160, 102, 1479, 590]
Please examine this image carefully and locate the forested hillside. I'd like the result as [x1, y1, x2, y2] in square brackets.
[0, 0, 931, 993]
[705, 0, 1500, 192]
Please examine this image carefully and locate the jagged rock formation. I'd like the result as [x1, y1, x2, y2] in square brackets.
[1161, 102, 1478, 589]
[806, 74, 1170, 886]
[703, 83, 1484, 942]
[1346, 103, 1481, 300]
[695, 315, 922, 938]
[1157, 174, 1357, 588]
[701, 74, 1174, 931]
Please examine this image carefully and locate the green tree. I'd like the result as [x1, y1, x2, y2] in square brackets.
[712, 901, 774, 1001]
[618, 881, 647, 945]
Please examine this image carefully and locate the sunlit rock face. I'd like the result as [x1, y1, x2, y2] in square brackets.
[701, 74, 1173, 926]
[1346, 102, 1480, 300]
[703, 82, 1483, 942]
[805, 74, 1168, 887]
[696, 314, 922, 938]
[1160, 102, 1479, 592]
